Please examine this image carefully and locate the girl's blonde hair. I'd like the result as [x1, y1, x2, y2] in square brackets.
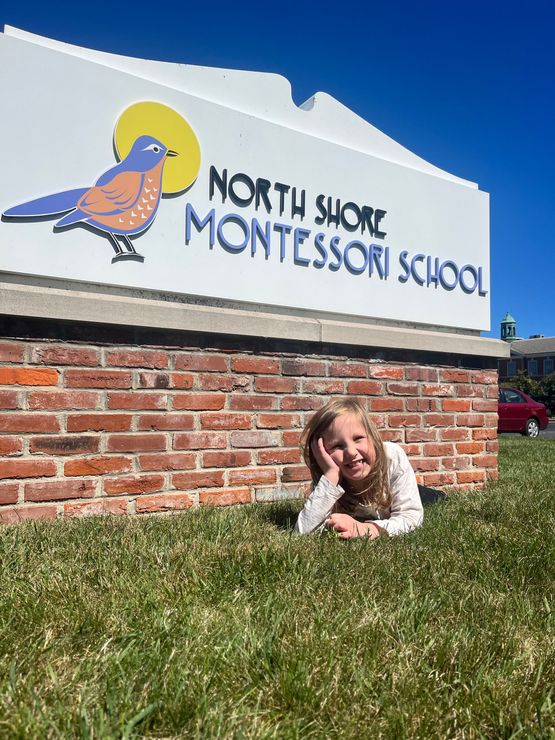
[301, 398, 391, 512]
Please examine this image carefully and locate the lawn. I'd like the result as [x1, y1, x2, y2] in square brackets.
[0, 436, 553, 738]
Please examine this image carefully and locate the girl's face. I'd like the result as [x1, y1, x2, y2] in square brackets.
[322, 412, 375, 488]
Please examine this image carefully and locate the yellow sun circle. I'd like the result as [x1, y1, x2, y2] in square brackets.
[114, 102, 201, 194]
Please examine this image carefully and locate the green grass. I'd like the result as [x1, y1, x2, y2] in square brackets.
[0, 437, 554, 739]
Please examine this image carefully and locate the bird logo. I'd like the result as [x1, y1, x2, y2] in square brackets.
[2, 102, 201, 264]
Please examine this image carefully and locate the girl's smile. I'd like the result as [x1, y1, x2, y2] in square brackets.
[322, 413, 375, 488]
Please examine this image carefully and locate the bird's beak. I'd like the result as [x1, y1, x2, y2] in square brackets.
[166, 150, 178, 157]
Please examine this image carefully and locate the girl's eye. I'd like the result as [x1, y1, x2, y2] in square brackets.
[354, 436, 365, 441]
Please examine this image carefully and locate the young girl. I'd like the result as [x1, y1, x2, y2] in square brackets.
[295, 398, 423, 538]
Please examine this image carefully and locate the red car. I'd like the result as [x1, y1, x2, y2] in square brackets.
[498, 387, 549, 438]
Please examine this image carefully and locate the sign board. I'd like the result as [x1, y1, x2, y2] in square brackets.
[0, 27, 490, 332]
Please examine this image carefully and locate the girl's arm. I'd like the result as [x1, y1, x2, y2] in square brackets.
[294, 475, 345, 534]
[372, 442, 423, 536]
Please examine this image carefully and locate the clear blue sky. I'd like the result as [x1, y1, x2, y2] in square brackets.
[2, 0, 554, 340]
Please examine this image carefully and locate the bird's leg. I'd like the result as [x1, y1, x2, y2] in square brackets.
[108, 233, 124, 255]
[110, 233, 145, 264]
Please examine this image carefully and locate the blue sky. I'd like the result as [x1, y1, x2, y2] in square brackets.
[2, 0, 554, 340]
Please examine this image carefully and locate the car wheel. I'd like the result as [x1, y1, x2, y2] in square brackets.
[524, 418, 540, 438]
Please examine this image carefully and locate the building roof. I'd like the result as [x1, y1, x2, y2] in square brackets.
[510, 337, 555, 356]
[501, 312, 516, 323]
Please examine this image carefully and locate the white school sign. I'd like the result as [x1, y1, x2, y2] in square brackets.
[0, 27, 490, 333]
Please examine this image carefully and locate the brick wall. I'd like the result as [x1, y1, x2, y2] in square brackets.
[0, 331, 499, 524]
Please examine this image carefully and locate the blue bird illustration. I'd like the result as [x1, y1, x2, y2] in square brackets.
[3, 135, 177, 263]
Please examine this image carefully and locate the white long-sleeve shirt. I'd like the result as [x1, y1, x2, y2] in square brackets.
[295, 441, 423, 537]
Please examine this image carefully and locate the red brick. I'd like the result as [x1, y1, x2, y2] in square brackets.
[472, 428, 497, 440]
[346, 380, 382, 395]
[202, 450, 252, 468]
[135, 493, 193, 513]
[199, 488, 251, 506]
[0, 459, 56, 479]
[67, 414, 132, 432]
[137, 372, 170, 389]
[172, 470, 225, 489]
[329, 361, 367, 377]
[200, 413, 252, 430]
[64, 499, 128, 517]
[282, 430, 302, 446]
[0, 368, 58, 386]
[486, 469, 499, 481]
[400, 443, 421, 456]
[281, 359, 326, 376]
[280, 395, 326, 410]
[423, 443, 455, 457]
[106, 434, 167, 453]
[31, 345, 99, 366]
[422, 384, 453, 397]
[257, 448, 301, 465]
[173, 393, 226, 410]
[0, 437, 23, 455]
[230, 395, 277, 410]
[104, 474, 165, 496]
[0, 343, 25, 362]
[231, 357, 280, 374]
[106, 350, 168, 369]
[368, 365, 404, 380]
[175, 354, 227, 372]
[304, 379, 344, 394]
[0, 391, 19, 409]
[473, 455, 497, 468]
[410, 458, 440, 472]
[472, 399, 498, 412]
[138, 453, 196, 472]
[443, 399, 471, 412]
[456, 442, 485, 455]
[387, 382, 420, 395]
[486, 440, 499, 453]
[380, 430, 404, 442]
[229, 468, 277, 485]
[65, 369, 132, 389]
[406, 398, 439, 412]
[30, 436, 99, 455]
[0, 413, 60, 433]
[107, 392, 166, 411]
[471, 371, 497, 385]
[198, 374, 250, 392]
[442, 456, 471, 470]
[369, 398, 405, 411]
[255, 377, 298, 393]
[405, 428, 437, 442]
[422, 472, 456, 486]
[281, 465, 311, 482]
[457, 470, 487, 484]
[388, 414, 421, 427]
[456, 414, 485, 427]
[440, 428, 469, 441]
[230, 430, 279, 448]
[169, 373, 195, 389]
[439, 369, 471, 383]
[25, 479, 95, 502]
[257, 413, 300, 429]
[174, 432, 227, 450]
[137, 413, 194, 431]
[29, 391, 100, 410]
[65, 456, 132, 477]
[405, 367, 438, 382]
[0, 483, 18, 505]
[424, 413, 455, 426]
[485, 386, 499, 398]
[455, 384, 486, 398]
[0, 505, 56, 524]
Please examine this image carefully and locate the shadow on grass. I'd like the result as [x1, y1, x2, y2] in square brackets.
[255, 501, 302, 531]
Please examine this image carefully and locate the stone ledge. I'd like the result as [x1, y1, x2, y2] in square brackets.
[0, 281, 509, 359]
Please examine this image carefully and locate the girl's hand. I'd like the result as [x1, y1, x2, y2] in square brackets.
[311, 436, 341, 486]
[326, 514, 381, 540]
